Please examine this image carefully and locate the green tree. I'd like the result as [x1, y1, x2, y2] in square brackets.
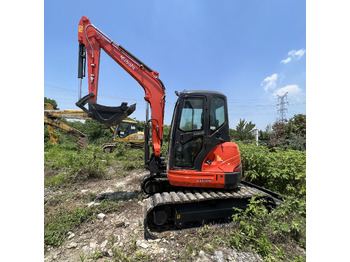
[44, 97, 59, 109]
[259, 124, 273, 140]
[78, 120, 112, 142]
[231, 119, 256, 141]
[162, 124, 171, 143]
[285, 114, 306, 140]
[272, 121, 286, 140]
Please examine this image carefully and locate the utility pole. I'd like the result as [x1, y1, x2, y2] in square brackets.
[252, 128, 259, 146]
[277, 92, 288, 123]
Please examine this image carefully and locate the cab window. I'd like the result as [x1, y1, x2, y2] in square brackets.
[179, 98, 204, 132]
[209, 97, 225, 134]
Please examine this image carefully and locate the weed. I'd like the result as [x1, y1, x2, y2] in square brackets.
[134, 250, 151, 261]
[44, 206, 94, 249]
[44, 173, 69, 188]
[290, 255, 306, 262]
[199, 224, 211, 236]
[111, 247, 131, 262]
[131, 233, 137, 250]
[79, 253, 88, 262]
[44, 199, 120, 251]
[228, 196, 306, 260]
[89, 249, 104, 260]
[187, 244, 193, 254]
[98, 199, 119, 213]
[109, 236, 116, 247]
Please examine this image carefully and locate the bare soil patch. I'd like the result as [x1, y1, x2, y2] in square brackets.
[44, 169, 264, 262]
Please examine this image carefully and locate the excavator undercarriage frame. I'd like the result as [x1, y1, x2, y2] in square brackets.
[144, 181, 283, 237]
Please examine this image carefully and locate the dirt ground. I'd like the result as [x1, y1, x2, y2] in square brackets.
[44, 168, 264, 262]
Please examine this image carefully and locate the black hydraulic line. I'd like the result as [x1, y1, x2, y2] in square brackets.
[119, 45, 153, 73]
[78, 43, 86, 79]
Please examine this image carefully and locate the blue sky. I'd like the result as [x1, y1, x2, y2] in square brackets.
[44, 0, 305, 130]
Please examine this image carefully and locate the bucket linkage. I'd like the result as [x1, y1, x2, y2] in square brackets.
[76, 93, 136, 126]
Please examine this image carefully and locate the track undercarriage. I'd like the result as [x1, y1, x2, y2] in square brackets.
[141, 176, 284, 238]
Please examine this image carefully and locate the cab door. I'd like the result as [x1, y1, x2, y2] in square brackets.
[168, 93, 230, 172]
[172, 96, 205, 169]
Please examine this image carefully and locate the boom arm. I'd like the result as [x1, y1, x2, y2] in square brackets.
[44, 104, 88, 149]
[76, 16, 165, 157]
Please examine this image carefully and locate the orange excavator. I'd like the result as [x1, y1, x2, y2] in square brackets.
[76, 16, 283, 233]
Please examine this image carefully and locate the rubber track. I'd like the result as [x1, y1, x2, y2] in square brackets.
[143, 184, 274, 234]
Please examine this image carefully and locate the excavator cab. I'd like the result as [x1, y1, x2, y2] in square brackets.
[115, 120, 138, 139]
[166, 90, 241, 189]
[168, 90, 231, 171]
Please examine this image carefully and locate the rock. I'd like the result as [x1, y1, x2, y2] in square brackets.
[195, 250, 212, 262]
[107, 249, 114, 257]
[100, 240, 108, 249]
[88, 201, 100, 207]
[66, 242, 78, 249]
[139, 242, 148, 249]
[230, 250, 263, 262]
[82, 245, 89, 252]
[67, 233, 75, 240]
[97, 213, 106, 220]
[115, 221, 125, 227]
[81, 189, 88, 193]
[89, 242, 97, 250]
[137, 240, 149, 249]
[213, 251, 224, 262]
[204, 243, 214, 253]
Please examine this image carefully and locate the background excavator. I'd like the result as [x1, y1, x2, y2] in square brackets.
[76, 16, 283, 233]
[44, 103, 89, 149]
[102, 119, 144, 153]
[45, 103, 144, 151]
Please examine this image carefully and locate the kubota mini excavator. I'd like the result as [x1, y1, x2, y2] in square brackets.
[76, 16, 283, 233]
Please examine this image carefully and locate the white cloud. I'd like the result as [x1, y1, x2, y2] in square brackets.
[273, 84, 302, 98]
[261, 73, 278, 91]
[280, 57, 291, 64]
[289, 49, 306, 59]
[280, 49, 306, 64]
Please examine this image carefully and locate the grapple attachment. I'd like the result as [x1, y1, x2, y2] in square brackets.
[76, 93, 136, 126]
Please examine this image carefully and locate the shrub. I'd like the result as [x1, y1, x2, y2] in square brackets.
[238, 143, 306, 198]
[229, 196, 306, 261]
[45, 143, 107, 187]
